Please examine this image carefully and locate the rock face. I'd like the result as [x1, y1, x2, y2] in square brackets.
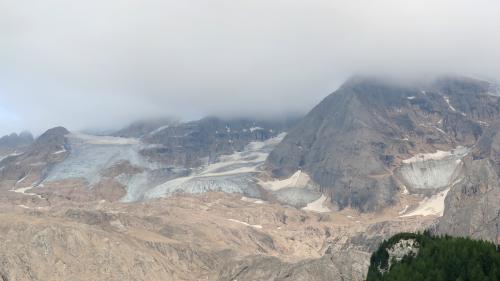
[140, 116, 297, 167]
[266, 76, 500, 212]
[0, 127, 69, 191]
[0, 191, 436, 281]
[218, 251, 370, 281]
[0, 131, 33, 155]
[112, 118, 176, 138]
[0, 117, 300, 204]
[438, 119, 500, 243]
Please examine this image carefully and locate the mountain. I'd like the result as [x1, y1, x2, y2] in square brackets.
[1, 75, 499, 281]
[266, 76, 500, 212]
[139, 116, 298, 167]
[1, 117, 304, 204]
[366, 232, 500, 281]
[437, 119, 500, 243]
[0, 127, 68, 191]
[0, 131, 33, 155]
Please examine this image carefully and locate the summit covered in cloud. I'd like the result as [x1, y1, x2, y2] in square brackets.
[1, 0, 500, 135]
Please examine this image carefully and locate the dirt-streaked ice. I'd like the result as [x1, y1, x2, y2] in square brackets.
[144, 134, 286, 200]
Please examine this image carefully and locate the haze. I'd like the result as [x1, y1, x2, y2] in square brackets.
[1, 0, 500, 136]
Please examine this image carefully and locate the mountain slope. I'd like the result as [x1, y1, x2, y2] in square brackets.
[0, 131, 33, 156]
[0, 127, 69, 191]
[266, 76, 500, 212]
[438, 119, 500, 243]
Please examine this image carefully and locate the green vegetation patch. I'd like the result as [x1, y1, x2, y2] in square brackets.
[366, 232, 500, 281]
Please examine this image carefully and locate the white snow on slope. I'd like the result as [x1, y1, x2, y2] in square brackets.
[402, 146, 468, 164]
[260, 170, 311, 191]
[302, 195, 330, 213]
[9, 186, 43, 199]
[241, 196, 264, 204]
[52, 147, 67, 154]
[0, 151, 23, 162]
[443, 96, 456, 112]
[149, 125, 170, 136]
[249, 127, 263, 132]
[17, 173, 29, 184]
[227, 219, 263, 229]
[401, 188, 450, 217]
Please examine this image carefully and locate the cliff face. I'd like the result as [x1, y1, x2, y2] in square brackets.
[0, 127, 69, 191]
[139, 117, 297, 167]
[438, 120, 500, 243]
[0, 131, 33, 155]
[266, 76, 500, 212]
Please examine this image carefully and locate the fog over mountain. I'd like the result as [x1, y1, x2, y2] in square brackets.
[1, 0, 500, 135]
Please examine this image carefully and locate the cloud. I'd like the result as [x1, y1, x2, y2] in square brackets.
[1, 0, 499, 135]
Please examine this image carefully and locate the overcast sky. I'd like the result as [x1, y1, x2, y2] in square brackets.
[1, 0, 500, 135]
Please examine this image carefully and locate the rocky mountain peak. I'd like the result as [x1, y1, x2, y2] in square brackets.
[32, 126, 69, 151]
[266, 75, 500, 212]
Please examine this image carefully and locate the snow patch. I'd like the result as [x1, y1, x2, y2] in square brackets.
[227, 219, 263, 229]
[149, 125, 170, 135]
[241, 196, 264, 204]
[402, 146, 468, 164]
[433, 126, 446, 134]
[17, 174, 29, 184]
[260, 170, 311, 191]
[443, 96, 456, 112]
[52, 147, 67, 154]
[249, 127, 263, 132]
[9, 186, 43, 199]
[401, 189, 450, 217]
[302, 195, 330, 213]
[0, 151, 23, 162]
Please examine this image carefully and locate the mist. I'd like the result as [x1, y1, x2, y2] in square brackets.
[1, 0, 500, 135]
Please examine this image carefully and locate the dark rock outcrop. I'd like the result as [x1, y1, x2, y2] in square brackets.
[140, 116, 298, 167]
[0, 126, 69, 190]
[0, 131, 33, 154]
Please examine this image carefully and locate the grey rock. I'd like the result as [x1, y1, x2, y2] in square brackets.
[266, 76, 500, 212]
[0, 127, 69, 190]
[218, 251, 370, 281]
[438, 119, 500, 243]
[0, 131, 33, 155]
[140, 116, 298, 167]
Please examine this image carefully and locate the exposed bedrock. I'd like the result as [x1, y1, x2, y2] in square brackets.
[266, 76, 500, 212]
[438, 119, 500, 243]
